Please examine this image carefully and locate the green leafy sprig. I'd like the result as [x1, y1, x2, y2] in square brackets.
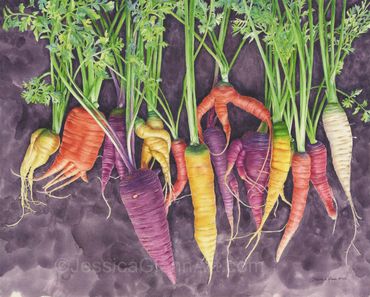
[21, 76, 61, 106]
[341, 89, 370, 123]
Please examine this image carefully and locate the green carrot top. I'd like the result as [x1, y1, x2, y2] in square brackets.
[317, 0, 370, 122]
[3, 0, 131, 170]
[232, 0, 297, 128]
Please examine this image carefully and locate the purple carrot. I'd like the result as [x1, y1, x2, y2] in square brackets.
[226, 138, 244, 179]
[101, 108, 128, 191]
[242, 131, 271, 228]
[236, 149, 247, 181]
[120, 169, 176, 284]
[204, 127, 237, 228]
[228, 171, 239, 197]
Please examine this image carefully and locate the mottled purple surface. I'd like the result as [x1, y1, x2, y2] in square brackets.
[1, 1, 370, 297]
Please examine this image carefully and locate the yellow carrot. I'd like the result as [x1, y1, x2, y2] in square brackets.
[15, 128, 60, 226]
[135, 116, 171, 185]
[135, 118, 171, 150]
[185, 144, 217, 280]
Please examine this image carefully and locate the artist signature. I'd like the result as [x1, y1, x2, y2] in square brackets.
[312, 276, 347, 282]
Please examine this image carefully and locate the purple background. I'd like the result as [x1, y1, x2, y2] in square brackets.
[1, 1, 370, 296]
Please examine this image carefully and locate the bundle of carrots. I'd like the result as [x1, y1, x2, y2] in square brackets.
[3, 0, 370, 285]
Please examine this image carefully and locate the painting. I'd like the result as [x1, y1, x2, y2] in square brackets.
[0, 1, 369, 296]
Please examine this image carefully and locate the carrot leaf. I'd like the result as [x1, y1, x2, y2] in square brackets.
[22, 76, 61, 106]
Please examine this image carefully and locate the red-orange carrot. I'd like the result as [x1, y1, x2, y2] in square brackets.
[165, 139, 188, 210]
[276, 152, 311, 262]
[307, 141, 337, 220]
[38, 107, 105, 192]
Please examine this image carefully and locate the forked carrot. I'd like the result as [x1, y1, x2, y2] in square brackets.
[135, 116, 172, 187]
[38, 107, 105, 193]
[197, 83, 272, 147]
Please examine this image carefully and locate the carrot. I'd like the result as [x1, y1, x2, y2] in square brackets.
[17, 128, 60, 218]
[120, 169, 176, 284]
[276, 152, 311, 262]
[135, 116, 171, 186]
[316, 0, 370, 261]
[322, 103, 360, 260]
[165, 139, 188, 210]
[242, 132, 271, 228]
[102, 3, 177, 283]
[235, 147, 247, 181]
[101, 108, 127, 192]
[245, 122, 291, 259]
[204, 127, 234, 228]
[38, 107, 105, 192]
[197, 83, 272, 147]
[181, 0, 219, 281]
[227, 171, 239, 198]
[307, 141, 337, 220]
[323, 103, 356, 218]
[185, 144, 217, 280]
[226, 138, 244, 177]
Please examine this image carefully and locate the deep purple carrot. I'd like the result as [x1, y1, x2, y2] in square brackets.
[101, 108, 127, 191]
[226, 138, 244, 178]
[242, 132, 271, 228]
[120, 169, 176, 284]
[228, 171, 239, 197]
[204, 127, 237, 228]
[236, 149, 247, 181]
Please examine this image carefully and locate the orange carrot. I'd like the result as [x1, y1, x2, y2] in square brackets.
[165, 139, 188, 210]
[276, 152, 311, 262]
[197, 83, 272, 146]
[38, 107, 105, 193]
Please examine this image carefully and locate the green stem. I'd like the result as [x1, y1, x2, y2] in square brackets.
[229, 38, 246, 71]
[318, 0, 338, 104]
[51, 57, 134, 172]
[184, 0, 198, 145]
[333, 0, 347, 81]
[243, 1, 279, 121]
[170, 11, 222, 67]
